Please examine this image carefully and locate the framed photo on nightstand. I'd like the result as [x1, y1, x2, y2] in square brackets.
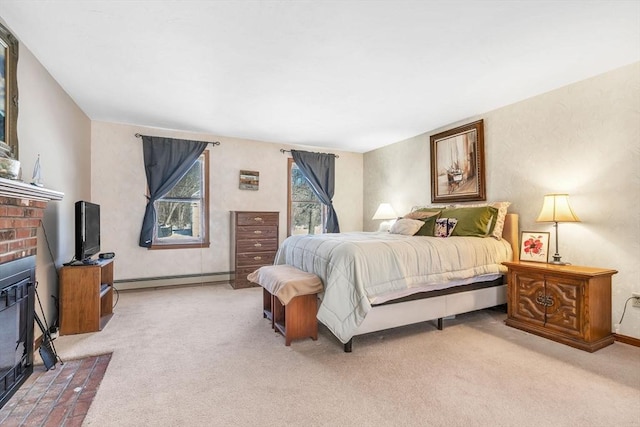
[519, 231, 550, 263]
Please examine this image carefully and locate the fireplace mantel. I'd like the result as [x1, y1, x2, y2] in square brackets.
[0, 177, 64, 202]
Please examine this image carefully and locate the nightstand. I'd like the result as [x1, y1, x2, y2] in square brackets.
[503, 261, 617, 352]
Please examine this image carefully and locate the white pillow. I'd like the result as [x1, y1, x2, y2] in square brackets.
[390, 218, 424, 235]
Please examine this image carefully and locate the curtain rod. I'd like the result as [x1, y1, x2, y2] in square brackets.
[134, 133, 220, 146]
[279, 149, 339, 158]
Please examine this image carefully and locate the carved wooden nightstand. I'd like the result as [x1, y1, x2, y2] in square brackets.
[503, 261, 617, 352]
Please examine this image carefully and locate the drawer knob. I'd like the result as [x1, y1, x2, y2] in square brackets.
[254, 230, 262, 234]
[254, 243, 262, 247]
[254, 217, 262, 222]
[253, 256, 262, 260]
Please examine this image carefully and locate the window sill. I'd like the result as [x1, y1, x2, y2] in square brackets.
[149, 241, 210, 250]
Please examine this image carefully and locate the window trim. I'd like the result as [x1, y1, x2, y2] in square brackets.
[150, 150, 210, 249]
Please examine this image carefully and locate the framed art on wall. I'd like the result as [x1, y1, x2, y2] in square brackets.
[239, 170, 259, 190]
[0, 22, 19, 159]
[430, 119, 485, 203]
[519, 231, 550, 263]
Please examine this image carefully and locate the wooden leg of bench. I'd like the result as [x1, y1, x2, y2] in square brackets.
[285, 294, 317, 345]
[273, 295, 285, 337]
[263, 288, 274, 328]
[273, 294, 317, 346]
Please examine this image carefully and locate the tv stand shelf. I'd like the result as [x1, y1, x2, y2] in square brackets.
[59, 258, 114, 335]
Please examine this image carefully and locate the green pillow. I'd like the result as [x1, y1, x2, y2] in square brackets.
[413, 214, 440, 236]
[441, 206, 498, 237]
[411, 208, 443, 214]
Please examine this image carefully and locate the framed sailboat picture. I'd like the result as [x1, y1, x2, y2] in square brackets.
[430, 119, 486, 203]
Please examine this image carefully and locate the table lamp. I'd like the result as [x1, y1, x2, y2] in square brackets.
[536, 193, 580, 265]
[372, 203, 397, 232]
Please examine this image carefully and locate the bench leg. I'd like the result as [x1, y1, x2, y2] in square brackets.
[273, 294, 317, 346]
[263, 288, 274, 328]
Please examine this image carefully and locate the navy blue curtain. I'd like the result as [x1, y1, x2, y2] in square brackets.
[139, 136, 208, 247]
[291, 150, 340, 233]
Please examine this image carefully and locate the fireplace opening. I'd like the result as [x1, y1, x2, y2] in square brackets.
[0, 256, 36, 409]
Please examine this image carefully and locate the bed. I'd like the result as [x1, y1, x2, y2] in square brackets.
[275, 205, 519, 352]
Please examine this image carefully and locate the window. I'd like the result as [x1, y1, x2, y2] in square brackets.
[151, 151, 209, 248]
[288, 158, 326, 236]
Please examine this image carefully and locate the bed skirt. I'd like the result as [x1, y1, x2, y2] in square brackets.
[342, 276, 507, 352]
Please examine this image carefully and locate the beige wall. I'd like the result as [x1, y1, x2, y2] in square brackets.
[364, 62, 640, 339]
[8, 25, 92, 328]
[90, 121, 363, 286]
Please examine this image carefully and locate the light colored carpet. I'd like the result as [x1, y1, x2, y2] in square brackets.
[48, 283, 639, 427]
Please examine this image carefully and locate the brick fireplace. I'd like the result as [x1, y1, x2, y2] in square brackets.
[0, 178, 62, 408]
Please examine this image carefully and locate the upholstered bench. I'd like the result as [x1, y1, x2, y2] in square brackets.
[247, 265, 323, 346]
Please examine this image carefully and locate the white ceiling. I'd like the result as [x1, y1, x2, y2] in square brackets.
[1, 1, 638, 153]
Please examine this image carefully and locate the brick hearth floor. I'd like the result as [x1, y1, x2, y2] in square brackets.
[0, 353, 112, 427]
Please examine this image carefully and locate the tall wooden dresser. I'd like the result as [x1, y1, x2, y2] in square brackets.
[230, 211, 279, 289]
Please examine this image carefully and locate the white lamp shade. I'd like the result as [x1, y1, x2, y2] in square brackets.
[372, 203, 397, 220]
[536, 194, 580, 223]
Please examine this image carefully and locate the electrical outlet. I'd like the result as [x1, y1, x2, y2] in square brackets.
[633, 292, 640, 308]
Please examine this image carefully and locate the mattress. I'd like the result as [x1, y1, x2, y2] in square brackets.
[275, 232, 513, 343]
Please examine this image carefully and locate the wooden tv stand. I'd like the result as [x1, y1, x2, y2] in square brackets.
[59, 258, 114, 335]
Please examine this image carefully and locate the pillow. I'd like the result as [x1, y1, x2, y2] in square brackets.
[410, 206, 448, 214]
[453, 202, 511, 239]
[413, 214, 441, 236]
[439, 206, 498, 237]
[402, 210, 440, 236]
[434, 218, 457, 237]
[403, 210, 440, 220]
[390, 218, 425, 236]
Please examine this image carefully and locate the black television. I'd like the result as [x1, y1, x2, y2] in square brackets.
[75, 201, 100, 262]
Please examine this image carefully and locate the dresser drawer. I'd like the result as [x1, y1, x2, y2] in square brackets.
[236, 251, 276, 267]
[236, 266, 270, 287]
[236, 226, 278, 240]
[236, 212, 279, 226]
[236, 238, 278, 253]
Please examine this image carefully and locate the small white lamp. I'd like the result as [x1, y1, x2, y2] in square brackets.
[372, 203, 397, 232]
[536, 193, 581, 265]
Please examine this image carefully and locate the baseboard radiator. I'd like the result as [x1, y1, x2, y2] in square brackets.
[114, 271, 232, 291]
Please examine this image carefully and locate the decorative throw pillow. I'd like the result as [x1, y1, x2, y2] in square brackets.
[390, 218, 425, 236]
[413, 215, 441, 236]
[434, 218, 457, 237]
[403, 210, 441, 236]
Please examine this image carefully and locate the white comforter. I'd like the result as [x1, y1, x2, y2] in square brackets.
[275, 232, 513, 343]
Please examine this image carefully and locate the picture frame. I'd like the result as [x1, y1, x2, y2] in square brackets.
[430, 119, 485, 203]
[239, 170, 259, 190]
[519, 231, 550, 263]
[0, 22, 19, 159]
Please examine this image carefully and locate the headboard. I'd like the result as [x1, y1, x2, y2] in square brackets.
[502, 213, 519, 262]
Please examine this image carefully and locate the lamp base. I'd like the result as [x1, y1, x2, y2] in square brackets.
[378, 220, 395, 232]
[549, 254, 570, 265]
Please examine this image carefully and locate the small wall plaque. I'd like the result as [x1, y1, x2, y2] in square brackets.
[239, 170, 259, 190]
